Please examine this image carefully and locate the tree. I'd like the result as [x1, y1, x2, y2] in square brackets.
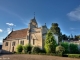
[70, 34, 73, 40]
[62, 34, 68, 40]
[74, 35, 80, 40]
[68, 35, 70, 40]
[69, 43, 79, 54]
[61, 42, 69, 53]
[50, 23, 62, 42]
[56, 45, 65, 56]
[44, 30, 57, 53]
[16, 44, 23, 53]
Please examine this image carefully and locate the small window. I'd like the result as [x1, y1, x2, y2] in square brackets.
[5, 42, 8, 46]
[12, 42, 15, 46]
[20, 41, 24, 45]
[33, 39, 35, 45]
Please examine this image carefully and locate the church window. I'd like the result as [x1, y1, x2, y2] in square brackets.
[5, 42, 8, 46]
[20, 41, 24, 45]
[33, 39, 35, 45]
[12, 42, 15, 46]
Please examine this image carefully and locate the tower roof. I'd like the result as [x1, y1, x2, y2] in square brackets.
[30, 12, 37, 24]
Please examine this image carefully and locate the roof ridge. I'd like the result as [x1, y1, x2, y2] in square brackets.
[13, 28, 28, 32]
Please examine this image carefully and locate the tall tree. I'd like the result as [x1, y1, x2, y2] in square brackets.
[44, 30, 57, 53]
[50, 23, 62, 42]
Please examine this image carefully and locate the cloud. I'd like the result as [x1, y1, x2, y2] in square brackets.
[70, 28, 75, 30]
[0, 40, 2, 43]
[0, 29, 3, 32]
[7, 28, 11, 34]
[70, 27, 80, 30]
[67, 5, 80, 21]
[6, 23, 16, 26]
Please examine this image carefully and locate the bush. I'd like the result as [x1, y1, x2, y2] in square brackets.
[56, 45, 65, 56]
[61, 42, 69, 54]
[68, 54, 80, 58]
[40, 49, 46, 53]
[69, 43, 79, 54]
[31, 46, 41, 53]
[16, 44, 23, 53]
[23, 44, 32, 54]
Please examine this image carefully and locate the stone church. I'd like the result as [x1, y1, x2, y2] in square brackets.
[2, 16, 58, 53]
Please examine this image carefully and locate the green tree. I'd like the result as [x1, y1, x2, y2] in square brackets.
[16, 44, 23, 53]
[44, 30, 57, 53]
[62, 34, 68, 40]
[61, 42, 69, 53]
[50, 23, 62, 42]
[74, 35, 80, 40]
[56, 45, 65, 56]
[69, 43, 79, 54]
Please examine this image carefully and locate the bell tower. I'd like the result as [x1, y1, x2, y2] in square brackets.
[28, 12, 38, 29]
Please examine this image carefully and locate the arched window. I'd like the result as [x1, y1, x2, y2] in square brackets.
[20, 41, 24, 45]
[12, 42, 15, 46]
[33, 39, 35, 45]
[5, 42, 8, 46]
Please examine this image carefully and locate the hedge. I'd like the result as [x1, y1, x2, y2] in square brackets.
[68, 54, 80, 58]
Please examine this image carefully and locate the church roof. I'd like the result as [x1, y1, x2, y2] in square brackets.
[5, 28, 28, 40]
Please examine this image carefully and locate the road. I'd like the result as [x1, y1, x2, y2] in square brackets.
[0, 54, 80, 60]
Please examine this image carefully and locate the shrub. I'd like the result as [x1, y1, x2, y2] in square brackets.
[23, 44, 32, 54]
[69, 43, 79, 54]
[16, 44, 23, 53]
[68, 54, 80, 58]
[56, 45, 65, 56]
[31, 46, 41, 53]
[61, 42, 69, 54]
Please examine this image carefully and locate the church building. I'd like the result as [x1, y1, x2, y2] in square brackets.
[2, 16, 49, 53]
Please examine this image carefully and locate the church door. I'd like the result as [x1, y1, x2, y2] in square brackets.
[12, 46, 14, 53]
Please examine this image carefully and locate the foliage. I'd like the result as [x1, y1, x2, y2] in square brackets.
[50, 23, 62, 42]
[31, 46, 41, 53]
[62, 34, 68, 40]
[69, 43, 79, 54]
[61, 42, 69, 53]
[23, 44, 32, 54]
[56, 45, 65, 56]
[16, 44, 23, 53]
[44, 30, 57, 53]
[68, 54, 80, 58]
[50, 23, 60, 35]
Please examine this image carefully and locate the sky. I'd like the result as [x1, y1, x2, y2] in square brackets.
[0, 0, 80, 44]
